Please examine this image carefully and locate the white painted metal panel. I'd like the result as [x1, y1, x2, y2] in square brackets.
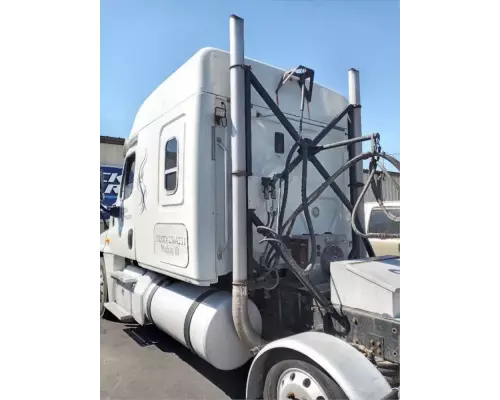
[131, 93, 221, 285]
[130, 48, 350, 138]
[158, 115, 185, 206]
[248, 110, 352, 260]
[330, 257, 400, 318]
[153, 223, 189, 268]
[118, 48, 359, 284]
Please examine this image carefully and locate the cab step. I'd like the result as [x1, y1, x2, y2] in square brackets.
[104, 302, 133, 322]
[110, 271, 138, 284]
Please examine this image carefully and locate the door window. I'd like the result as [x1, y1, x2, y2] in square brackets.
[120, 153, 136, 200]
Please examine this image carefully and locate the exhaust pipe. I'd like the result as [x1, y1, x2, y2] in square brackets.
[229, 14, 265, 353]
[348, 68, 367, 259]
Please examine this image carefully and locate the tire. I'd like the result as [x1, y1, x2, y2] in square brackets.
[100, 257, 111, 319]
[263, 359, 347, 400]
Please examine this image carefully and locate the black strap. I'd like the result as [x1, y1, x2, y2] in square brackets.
[146, 278, 170, 323]
[184, 289, 218, 353]
[229, 64, 251, 70]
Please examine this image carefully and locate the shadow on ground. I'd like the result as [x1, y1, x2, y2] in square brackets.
[117, 321, 250, 399]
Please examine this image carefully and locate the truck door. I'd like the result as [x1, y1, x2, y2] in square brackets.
[111, 149, 137, 259]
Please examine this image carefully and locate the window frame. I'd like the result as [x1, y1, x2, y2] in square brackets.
[164, 136, 179, 195]
[120, 152, 136, 201]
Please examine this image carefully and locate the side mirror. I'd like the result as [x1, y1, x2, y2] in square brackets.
[108, 205, 121, 218]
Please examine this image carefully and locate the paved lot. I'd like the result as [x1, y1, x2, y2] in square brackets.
[100, 318, 249, 399]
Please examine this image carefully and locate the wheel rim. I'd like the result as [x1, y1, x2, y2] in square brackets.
[277, 368, 328, 400]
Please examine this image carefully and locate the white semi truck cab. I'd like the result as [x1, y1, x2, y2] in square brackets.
[100, 15, 400, 400]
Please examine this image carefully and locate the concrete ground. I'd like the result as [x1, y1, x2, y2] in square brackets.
[100, 318, 250, 399]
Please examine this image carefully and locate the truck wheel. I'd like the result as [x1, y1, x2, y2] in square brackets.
[263, 359, 346, 400]
[100, 257, 110, 318]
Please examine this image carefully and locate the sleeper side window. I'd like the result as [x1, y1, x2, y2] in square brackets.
[165, 138, 178, 194]
[368, 207, 400, 235]
[159, 117, 184, 206]
[120, 153, 136, 200]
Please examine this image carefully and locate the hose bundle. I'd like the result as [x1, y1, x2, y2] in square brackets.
[258, 133, 400, 274]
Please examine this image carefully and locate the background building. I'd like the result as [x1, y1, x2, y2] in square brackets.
[362, 169, 400, 203]
[100, 135, 125, 206]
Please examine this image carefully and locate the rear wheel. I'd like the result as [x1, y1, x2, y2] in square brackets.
[263, 359, 346, 400]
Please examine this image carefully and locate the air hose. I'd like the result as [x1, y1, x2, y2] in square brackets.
[282, 150, 400, 240]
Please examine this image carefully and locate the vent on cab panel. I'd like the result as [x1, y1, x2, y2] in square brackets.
[274, 132, 285, 154]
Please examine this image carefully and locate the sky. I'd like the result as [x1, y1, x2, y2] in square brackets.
[101, 0, 400, 158]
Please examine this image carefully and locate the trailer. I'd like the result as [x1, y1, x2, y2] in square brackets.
[100, 14, 400, 400]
